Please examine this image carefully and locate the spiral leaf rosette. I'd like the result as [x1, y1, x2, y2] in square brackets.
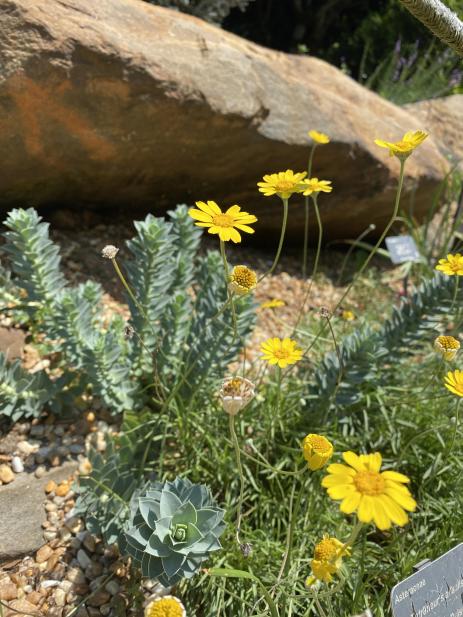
[124, 477, 225, 586]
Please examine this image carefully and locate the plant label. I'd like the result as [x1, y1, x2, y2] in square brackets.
[385, 236, 420, 264]
[391, 543, 463, 617]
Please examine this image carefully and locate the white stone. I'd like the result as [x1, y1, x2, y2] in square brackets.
[11, 456, 24, 473]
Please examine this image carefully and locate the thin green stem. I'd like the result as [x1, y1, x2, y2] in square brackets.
[302, 197, 310, 278]
[334, 158, 406, 311]
[259, 197, 289, 281]
[292, 157, 407, 364]
[229, 414, 246, 544]
[314, 594, 328, 617]
[293, 194, 323, 333]
[345, 520, 364, 549]
[449, 398, 461, 455]
[308, 144, 317, 178]
[220, 240, 238, 338]
[336, 223, 376, 285]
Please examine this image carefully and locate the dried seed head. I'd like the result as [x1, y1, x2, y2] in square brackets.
[124, 324, 135, 339]
[240, 542, 253, 557]
[320, 307, 331, 319]
[219, 376, 255, 416]
[101, 245, 119, 260]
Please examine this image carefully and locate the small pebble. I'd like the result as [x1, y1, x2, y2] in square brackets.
[41, 580, 60, 589]
[45, 480, 58, 493]
[77, 549, 92, 570]
[105, 580, 120, 596]
[11, 456, 24, 473]
[54, 588, 66, 606]
[87, 590, 110, 607]
[43, 530, 57, 541]
[0, 581, 18, 601]
[0, 464, 15, 484]
[26, 591, 43, 605]
[55, 481, 70, 497]
[16, 440, 38, 455]
[35, 465, 46, 479]
[66, 567, 87, 584]
[36, 545, 53, 564]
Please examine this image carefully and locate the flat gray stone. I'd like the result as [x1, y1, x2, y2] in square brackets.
[0, 461, 77, 564]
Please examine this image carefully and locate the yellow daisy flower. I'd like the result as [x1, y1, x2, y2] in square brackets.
[444, 369, 463, 396]
[435, 253, 463, 276]
[260, 299, 285, 309]
[341, 310, 355, 321]
[305, 535, 350, 585]
[322, 451, 417, 530]
[434, 335, 460, 361]
[145, 596, 186, 617]
[260, 337, 303, 368]
[188, 201, 257, 243]
[374, 130, 428, 159]
[301, 178, 333, 196]
[302, 434, 334, 471]
[228, 265, 257, 296]
[308, 130, 330, 144]
[257, 170, 307, 200]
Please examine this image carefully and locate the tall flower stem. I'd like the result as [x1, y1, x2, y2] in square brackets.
[335, 158, 406, 310]
[301, 144, 317, 278]
[345, 520, 364, 549]
[293, 193, 323, 333]
[449, 398, 461, 455]
[302, 196, 310, 278]
[259, 197, 289, 281]
[220, 240, 238, 338]
[295, 158, 407, 362]
[229, 414, 245, 544]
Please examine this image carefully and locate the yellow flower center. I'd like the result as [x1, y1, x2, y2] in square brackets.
[272, 349, 292, 360]
[212, 214, 234, 228]
[232, 266, 257, 289]
[146, 597, 184, 617]
[314, 538, 338, 561]
[437, 336, 460, 350]
[276, 180, 297, 191]
[309, 435, 331, 453]
[353, 471, 385, 496]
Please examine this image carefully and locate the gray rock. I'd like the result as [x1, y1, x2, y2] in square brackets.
[77, 549, 92, 570]
[0, 461, 77, 564]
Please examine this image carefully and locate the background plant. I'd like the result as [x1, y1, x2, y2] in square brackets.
[0, 206, 255, 421]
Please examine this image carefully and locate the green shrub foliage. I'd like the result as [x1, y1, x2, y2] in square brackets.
[312, 273, 463, 410]
[0, 206, 255, 420]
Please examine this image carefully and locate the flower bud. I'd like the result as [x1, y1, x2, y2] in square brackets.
[302, 434, 334, 471]
[219, 376, 255, 416]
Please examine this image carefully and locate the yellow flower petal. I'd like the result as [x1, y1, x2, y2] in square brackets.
[357, 495, 374, 523]
[343, 451, 367, 472]
[340, 491, 361, 514]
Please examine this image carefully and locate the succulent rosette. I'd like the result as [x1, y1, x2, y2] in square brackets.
[124, 477, 225, 586]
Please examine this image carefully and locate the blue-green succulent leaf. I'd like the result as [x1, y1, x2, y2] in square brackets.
[146, 534, 173, 558]
[154, 517, 172, 542]
[139, 497, 160, 527]
[171, 500, 197, 527]
[160, 490, 183, 518]
[162, 552, 186, 578]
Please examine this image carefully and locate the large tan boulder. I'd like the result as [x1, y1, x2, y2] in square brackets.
[0, 0, 449, 240]
[406, 95, 463, 168]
